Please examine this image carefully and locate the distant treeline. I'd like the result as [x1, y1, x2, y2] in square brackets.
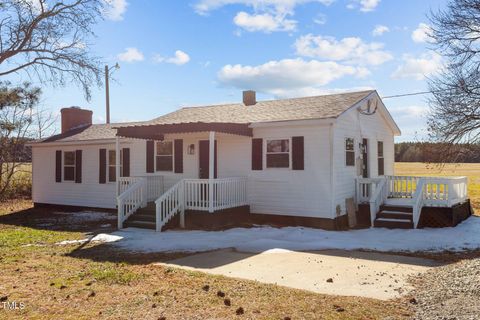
[395, 142, 480, 163]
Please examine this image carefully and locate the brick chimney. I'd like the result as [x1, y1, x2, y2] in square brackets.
[243, 90, 256, 106]
[60, 107, 93, 133]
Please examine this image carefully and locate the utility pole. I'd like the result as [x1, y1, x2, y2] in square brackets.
[105, 63, 119, 124]
[105, 65, 110, 124]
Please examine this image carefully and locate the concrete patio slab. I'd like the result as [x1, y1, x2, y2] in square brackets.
[159, 249, 441, 300]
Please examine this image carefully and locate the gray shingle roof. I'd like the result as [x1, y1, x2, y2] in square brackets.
[34, 90, 375, 143]
[123, 90, 374, 126]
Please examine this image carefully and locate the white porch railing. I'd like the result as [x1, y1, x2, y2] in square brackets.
[155, 180, 185, 232]
[356, 175, 468, 228]
[119, 176, 165, 201]
[368, 178, 388, 226]
[385, 175, 421, 198]
[356, 178, 383, 204]
[412, 179, 425, 228]
[155, 177, 248, 231]
[184, 177, 248, 212]
[117, 178, 146, 229]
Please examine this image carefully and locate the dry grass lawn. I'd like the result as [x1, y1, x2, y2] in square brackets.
[395, 162, 479, 215]
[0, 200, 411, 319]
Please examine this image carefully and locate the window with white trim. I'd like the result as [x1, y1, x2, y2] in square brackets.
[378, 141, 384, 176]
[266, 139, 290, 168]
[156, 141, 173, 171]
[345, 138, 355, 166]
[63, 151, 76, 181]
[108, 150, 123, 182]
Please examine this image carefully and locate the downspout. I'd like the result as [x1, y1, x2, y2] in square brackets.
[329, 123, 336, 219]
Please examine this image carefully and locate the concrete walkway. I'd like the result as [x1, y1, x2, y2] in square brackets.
[159, 249, 441, 300]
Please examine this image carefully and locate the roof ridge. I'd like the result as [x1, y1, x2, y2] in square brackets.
[178, 90, 375, 110]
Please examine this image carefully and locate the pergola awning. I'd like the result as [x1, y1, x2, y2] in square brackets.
[115, 122, 252, 140]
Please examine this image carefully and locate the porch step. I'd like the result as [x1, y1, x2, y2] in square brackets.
[123, 220, 156, 230]
[380, 205, 413, 213]
[376, 210, 413, 220]
[374, 218, 413, 229]
[374, 205, 414, 229]
[129, 214, 155, 222]
[123, 202, 157, 229]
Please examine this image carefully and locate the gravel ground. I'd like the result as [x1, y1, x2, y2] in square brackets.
[411, 257, 480, 320]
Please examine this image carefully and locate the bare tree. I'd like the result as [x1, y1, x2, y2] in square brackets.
[427, 0, 480, 161]
[0, 0, 105, 100]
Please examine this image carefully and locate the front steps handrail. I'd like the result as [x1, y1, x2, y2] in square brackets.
[369, 178, 387, 227]
[117, 178, 147, 229]
[155, 180, 185, 232]
[412, 179, 426, 228]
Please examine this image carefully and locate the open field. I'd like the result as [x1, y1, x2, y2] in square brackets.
[395, 162, 479, 215]
[0, 163, 31, 200]
[0, 200, 411, 319]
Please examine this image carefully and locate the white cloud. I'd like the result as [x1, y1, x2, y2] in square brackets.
[273, 86, 374, 98]
[117, 47, 144, 63]
[294, 34, 393, 66]
[194, 0, 333, 33]
[372, 25, 389, 36]
[391, 52, 442, 80]
[154, 50, 190, 65]
[411, 23, 432, 43]
[217, 58, 369, 97]
[103, 0, 128, 21]
[348, 0, 381, 12]
[313, 13, 327, 25]
[194, 0, 334, 15]
[233, 11, 296, 32]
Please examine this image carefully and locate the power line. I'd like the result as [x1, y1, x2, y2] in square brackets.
[381, 91, 434, 99]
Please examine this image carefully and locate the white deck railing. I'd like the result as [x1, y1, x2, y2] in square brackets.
[412, 179, 425, 228]
[356, 178, 383, 204]
[155, 180, 185, 232]
[119, 176, 164, 201]
[154, 177, 248, 231]
[184, 177, 248, 212]
[117, 178, 146, 229]
[368, 178, 388, 226]
[385, 175, 422, 198]
[357, 175, 468, 228]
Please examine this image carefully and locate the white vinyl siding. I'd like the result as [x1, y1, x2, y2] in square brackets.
[332, 96, 395, 216]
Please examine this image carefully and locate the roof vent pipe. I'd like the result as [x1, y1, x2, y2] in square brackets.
[243, 90, 256, 106]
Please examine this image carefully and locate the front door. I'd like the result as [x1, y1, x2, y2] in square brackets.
[362, 138, 368, 178]
[199, 140, 217, 179]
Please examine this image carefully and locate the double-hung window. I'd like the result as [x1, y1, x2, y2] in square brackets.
[266, 139, 290, 168]
[345, 138, 355, 166]
[108, 150, 123, 182]
[378, 141, 384, 176]
[63, 151, 76, 181]
[156, 141, 173, 171]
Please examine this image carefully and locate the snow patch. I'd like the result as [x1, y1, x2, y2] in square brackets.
[53, 211, 116, 223]
[56, 233, 123, 245]
[99, 216, 480, 254]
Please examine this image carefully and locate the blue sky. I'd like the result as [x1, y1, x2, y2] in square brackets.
[15, 0, 449, 141]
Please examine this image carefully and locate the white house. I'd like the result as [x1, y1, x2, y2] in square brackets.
[30, 90, 471, 231]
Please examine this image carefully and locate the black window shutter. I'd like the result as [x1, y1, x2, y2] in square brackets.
[99, 149, 106, 184]
[146, 140, 154, 173]
[122, 148, 130, 177]
[75, 150, 82, 183]
[252, 138, 263, 170]
[55, 150, 62, 182]
[174, 139, 183, 173]
[292, 136, 304, 170]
